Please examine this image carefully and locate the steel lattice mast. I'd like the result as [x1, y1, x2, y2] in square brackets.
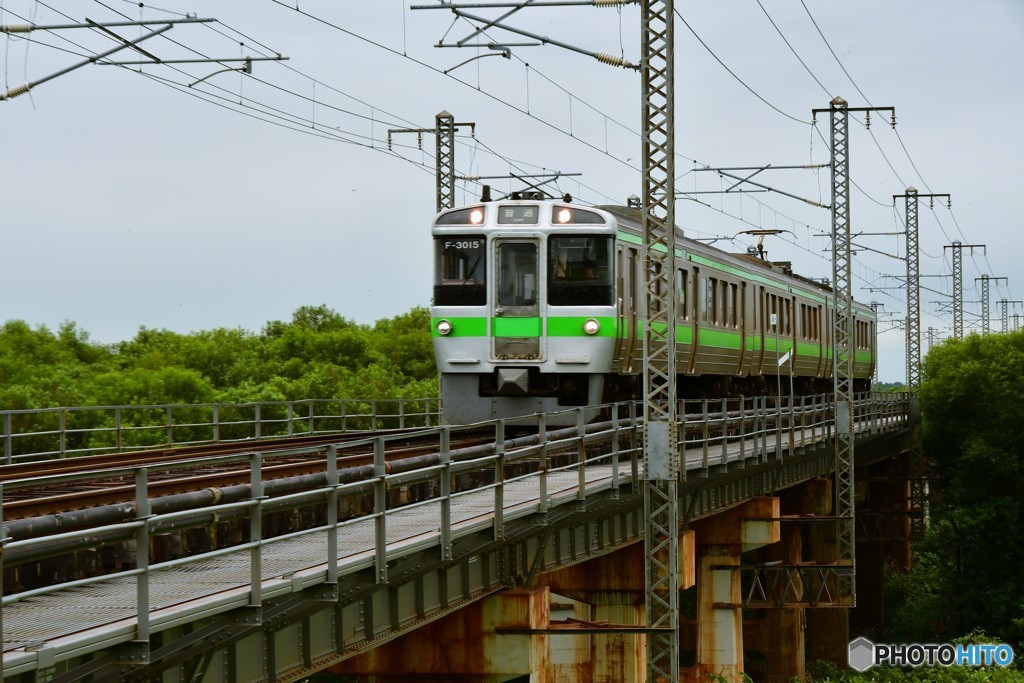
[949, 242, 964, 339]
[388, 110, 476, 212]
[944, 242, 983, 340]
[824, 98, 855, 593]
[640, 0, 681, 680]
[894, 189, 948, 389]
[904, 188, 920, 389]
[997, 299, 1021, 333]
[975, 276, 1006, 336]
[812, 98, 893, 598]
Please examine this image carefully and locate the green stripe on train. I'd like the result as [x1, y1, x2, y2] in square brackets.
[547, 316, 617, 337]
[431, 317, 487, 338]
[493, 317, 542, 338]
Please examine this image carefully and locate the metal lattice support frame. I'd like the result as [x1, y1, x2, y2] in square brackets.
[435, 111, 456, 211]
[640, 0, 681, 680]
[950, 242, 964, 339]
[1001, 300, 1009, 334]
[903, 189, 920, 389]
[389, 111, 474, 213]
[981, 274, 990, 336]
[823, 97, 855, 600]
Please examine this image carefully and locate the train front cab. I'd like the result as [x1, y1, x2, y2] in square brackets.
[431, 202, 619, 425]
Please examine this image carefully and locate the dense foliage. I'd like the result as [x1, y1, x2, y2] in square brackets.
[0, 304, 437, 409]
[885, 331, 1024, 648]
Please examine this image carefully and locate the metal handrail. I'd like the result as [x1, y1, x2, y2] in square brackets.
[0, 397, 442, 463]
[0, 392, 911, 669]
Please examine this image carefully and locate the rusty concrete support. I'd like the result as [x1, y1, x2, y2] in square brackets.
[543, 537, 694, 682]
[853, 455, 912, 634]
[803, 478, 850, 666]
[761, 509, 806, 679]
[689, 497, 781, 683]
[331, 586, 550, 681]
[546, 599, 591, 682]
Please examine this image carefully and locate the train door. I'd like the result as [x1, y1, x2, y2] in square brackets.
[688, 267, 701, 374]
[492, 239, 542, 361]
[754, 286, 766, 374]
[610, 246, 634, 374]
[618, 248, 639, 372]
[736, 282, 747, 375]
[612, 244, 630, 371]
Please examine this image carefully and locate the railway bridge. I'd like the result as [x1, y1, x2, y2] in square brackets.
[0, 393, 913, 682]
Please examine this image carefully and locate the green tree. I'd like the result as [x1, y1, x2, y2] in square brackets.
[900, 330, 1024, 645]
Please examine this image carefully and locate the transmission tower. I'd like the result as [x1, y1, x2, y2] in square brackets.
[894, 189, 949, 390]
[388, 111, 476, 211]
[812, 97, 894, 600]
[943, 242, 984, 340]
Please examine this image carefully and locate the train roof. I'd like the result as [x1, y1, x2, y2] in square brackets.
[596, 204, 871, 315]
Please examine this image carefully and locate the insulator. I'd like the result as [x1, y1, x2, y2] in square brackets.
[0, 83, 30, 100]
[0, 24, 33, 33]
[594, 0, 632, 5]
[594, 52, 631, 68]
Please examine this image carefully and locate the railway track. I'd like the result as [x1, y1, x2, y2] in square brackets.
[0, 429, 494, 521]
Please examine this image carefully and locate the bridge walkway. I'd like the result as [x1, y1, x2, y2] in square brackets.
[0, 393, 910, 682]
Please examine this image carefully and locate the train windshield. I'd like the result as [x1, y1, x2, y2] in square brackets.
[434, 236, 486, 306]
[548, 236, 614, 306]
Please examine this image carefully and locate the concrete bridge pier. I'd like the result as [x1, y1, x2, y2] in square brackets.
[802, 477, 851, 668]
[544, 532, 695, 683]
[744, 521, 806, 683]
[686, 497, 780, 683]
[328, 586, 551, 682]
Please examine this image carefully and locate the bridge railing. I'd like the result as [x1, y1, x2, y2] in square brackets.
[0, 393, 910, 671]
[0, 397, 443, 463]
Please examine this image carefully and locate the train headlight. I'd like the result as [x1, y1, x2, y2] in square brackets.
[436, 319, 453, 336]
[469, 208, 484, 224]
[556, 208, 572, 224]
[583, 318, 600, 335]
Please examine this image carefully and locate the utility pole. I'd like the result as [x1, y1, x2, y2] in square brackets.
[894, 189, 949, 391]
[641, 1, 681, 680]
[997, 299, 1023, 333]
[944, 242, 984, 340]
[927, 326, 936, 351]
[388, 111, 476, 211]
[811, 97, 894, 601]
[974, 275, 1007, 336]
[1015, 313, 1021, 332]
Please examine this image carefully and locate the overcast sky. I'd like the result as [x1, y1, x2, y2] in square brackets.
[2, 1, 1022, 382]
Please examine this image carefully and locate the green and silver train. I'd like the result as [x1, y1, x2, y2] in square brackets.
[431, 194, 875, 425]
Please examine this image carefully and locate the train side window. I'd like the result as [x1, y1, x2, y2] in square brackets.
[719, 280, 728, 326]
[700, 276, 709, 322]
[730, 284, 738, 327]
[628, 249, 639, 310]
[677, 269, 688, 320]
[434, 235, 486, 306]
